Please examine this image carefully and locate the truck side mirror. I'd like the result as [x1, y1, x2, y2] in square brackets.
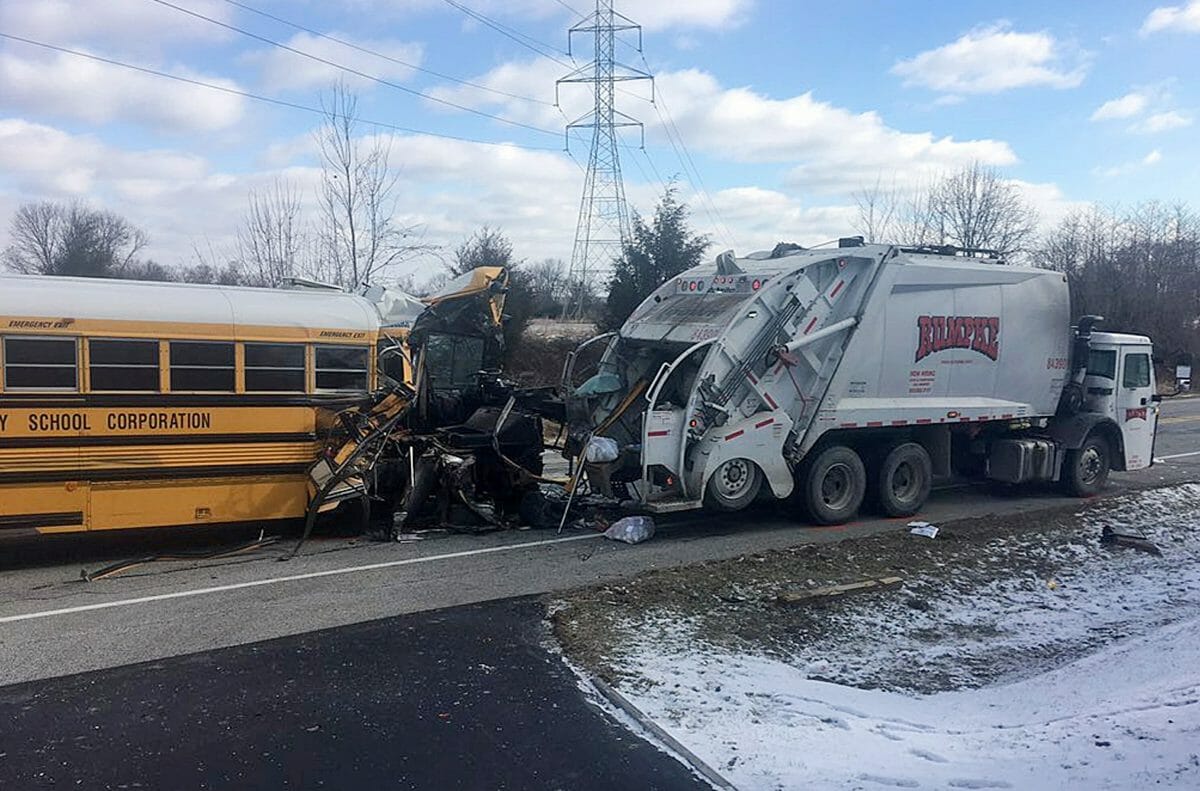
[1151, 394, 1163, 403]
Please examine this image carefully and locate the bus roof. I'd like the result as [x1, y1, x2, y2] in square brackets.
[0, 273, 380, 334]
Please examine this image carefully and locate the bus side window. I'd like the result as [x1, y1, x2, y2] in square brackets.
[244, 343, 306, 392]
[169, 341, 235, 392]
[89, 339, 159, 392]
[377, 338, 407, 386]
[315, 345, 370, 391]
[2, 336, 78, 390]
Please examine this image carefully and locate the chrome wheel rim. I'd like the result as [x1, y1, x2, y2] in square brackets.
[714, 459, 753, 500]
[1079, 446, 1103, 484]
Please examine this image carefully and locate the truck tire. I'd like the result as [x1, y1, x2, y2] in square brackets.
[704, 458, 763, 511]
[876, 442, 932, 517]
[1062, 433, 1110, 497]
[800, 445, 866, 525]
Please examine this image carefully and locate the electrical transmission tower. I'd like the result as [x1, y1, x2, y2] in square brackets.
[557, 0, 652, 319]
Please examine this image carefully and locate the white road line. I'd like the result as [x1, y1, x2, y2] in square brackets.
[0, 533, 604, 626]
[1154, 450, 1200, 462]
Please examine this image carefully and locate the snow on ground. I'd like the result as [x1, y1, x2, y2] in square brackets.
[608, 485, 1200, 790]
[791, 484, 1200, 693]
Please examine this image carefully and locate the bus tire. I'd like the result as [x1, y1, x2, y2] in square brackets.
[1062, 433, 1110, 497]
[800, 445, 866, 525]
[704, 458, 763, 512]
[876, 442, 932, 517]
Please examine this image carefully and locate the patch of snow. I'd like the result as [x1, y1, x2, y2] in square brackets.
[609, 484, 1200, 790]
[787, 484, 1200, 691]
[622, 618, 1200, 790]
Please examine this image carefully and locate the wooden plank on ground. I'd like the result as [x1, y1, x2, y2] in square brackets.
[776, 576, 903, 604]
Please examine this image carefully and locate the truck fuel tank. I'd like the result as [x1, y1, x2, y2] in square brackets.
[986, 438, 1057, 484]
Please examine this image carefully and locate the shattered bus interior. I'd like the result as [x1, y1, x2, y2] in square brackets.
[305, 267, 570, 545]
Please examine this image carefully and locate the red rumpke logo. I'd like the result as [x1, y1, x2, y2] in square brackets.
[915, 316, 1000, 363]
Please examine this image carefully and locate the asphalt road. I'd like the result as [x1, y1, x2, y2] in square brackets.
[0, 597, 706, 791]
[3, 396, 1200, 688]
[2, 397, 1200, 790]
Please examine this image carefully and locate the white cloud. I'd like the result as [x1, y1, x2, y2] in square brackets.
[0, 0, 234, 52]
[1010, 180, 1087, 229]
[0, 49, 245, 132]
[623, 0, 753, 32]
[1088, 84, 1191, 135]
[0, 116, 892, 277]
[1092, 150, 1165, 179]
[429, 56, 564, 117]
[708, 187, 856, 248]
[892, 22, 1088, 94]
[430, 60, 1018, 193]
[0, 119, 210, 197]
[1141, 1, 1200, 35]
[1132, 110, 1192, 134]
[655, 70, 1017, 185]
[1090, 91, 1149, 121]
[245, 32, 425, 93]
[0, 118, 587, 271]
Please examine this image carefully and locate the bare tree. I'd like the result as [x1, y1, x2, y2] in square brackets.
[852, 164, 1039, 258]
[1040, 201, 1200, 361]
[3, 201, 147, 277]
[852, 176, 901, 243]
[237, 178, 306, 287]
[315, 82, 425, 288]
[526, 257, 567, 301]
[927, 162, 1039, 257]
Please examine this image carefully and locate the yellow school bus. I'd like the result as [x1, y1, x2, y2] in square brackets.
[0, 274, 386, 534]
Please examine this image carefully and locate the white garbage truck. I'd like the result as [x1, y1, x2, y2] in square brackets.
[563, 240, 1160, 524]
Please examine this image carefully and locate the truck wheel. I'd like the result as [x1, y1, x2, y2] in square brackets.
[1062, 433, 1110, 497]
[704, 458, 763, 511]
[800, 445, 866, 525]
[876, 442, 932, 517]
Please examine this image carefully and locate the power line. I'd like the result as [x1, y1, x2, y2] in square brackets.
[146, 0, 560, 136]
[0, 32, 564, 152]
[575, 28, 735, 247]
[631, 51, 736, 248]
[651, 96, 736, 248]
[634, 144, 671, 197]
[439, 0, 574, 67]
[552, 0, 586, 21]
[220, 0, 556, 107]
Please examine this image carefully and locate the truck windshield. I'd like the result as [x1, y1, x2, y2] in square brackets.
[1087, 348, 1116, 380]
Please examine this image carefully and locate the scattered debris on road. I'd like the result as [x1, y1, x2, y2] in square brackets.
[604, 516, 655, 544]
[1100, 524, 1162, 555]
[776, 576, 903, 605]
[907, 521, 939, 538]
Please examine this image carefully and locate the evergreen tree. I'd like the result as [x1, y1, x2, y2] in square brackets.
[603, 187, 709, 330]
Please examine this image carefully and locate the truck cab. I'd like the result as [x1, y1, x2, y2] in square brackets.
[1083, 332, 1159, 471]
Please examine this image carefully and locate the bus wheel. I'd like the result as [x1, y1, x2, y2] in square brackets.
[704, 458, 762, 511]
[800, 445, 866, 525]
[1062, 433, 1110, 497]
[876, 442, 932, 517]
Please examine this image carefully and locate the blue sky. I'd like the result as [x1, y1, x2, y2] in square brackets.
[1, 0, 1197, 279]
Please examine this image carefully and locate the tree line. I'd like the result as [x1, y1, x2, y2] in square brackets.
[852, 163, 1200, 364]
